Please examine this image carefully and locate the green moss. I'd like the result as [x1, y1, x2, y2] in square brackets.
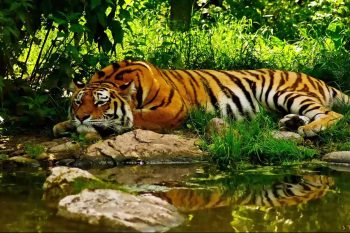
[24, 144, 45, 159]
[71, 178, 131, 194]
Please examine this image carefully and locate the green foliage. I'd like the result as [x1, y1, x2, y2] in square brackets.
[185, 107, 218, 135]
[208, 112, 316, 167]
[186, 108, 317, 167]
[24, 144, 45, 159]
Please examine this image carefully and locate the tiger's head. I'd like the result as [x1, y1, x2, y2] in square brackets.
[70, 81, 134, 135]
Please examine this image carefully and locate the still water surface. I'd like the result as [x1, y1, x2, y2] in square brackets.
[0, 163, 349, 232]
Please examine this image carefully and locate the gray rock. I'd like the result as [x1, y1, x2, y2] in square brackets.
[57, 189, 184, 232]
[48, 141, 81, 158]
[205, 118, 229, 137]
[7, 156, 40, 167]
[323, 151, 350, 164]
[86, 129, 206, 163]
[42, 166, 100, 208]
[271, 130, 303, 144]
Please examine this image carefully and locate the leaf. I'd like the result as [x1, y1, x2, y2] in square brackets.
[70, 23, 85, 33]
[97, 11, 107, 28]
[109, 20, 123, 44]
[91, 0, 101, 10]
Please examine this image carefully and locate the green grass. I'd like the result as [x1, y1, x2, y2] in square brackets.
[186, 101, 350, 168]
[312, 102, 350, 153]
[185, 108, 317, 168]
[24, 144, 45, 159]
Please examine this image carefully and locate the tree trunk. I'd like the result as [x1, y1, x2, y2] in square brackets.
[169, 0, 195, 31]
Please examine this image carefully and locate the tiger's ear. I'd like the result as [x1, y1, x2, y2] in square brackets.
[69, 79, 85, 92]
[119, 81, 136, 101]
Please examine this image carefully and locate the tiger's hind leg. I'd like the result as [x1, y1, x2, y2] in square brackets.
[276, 93, 343, 137]
[298, 110, 343, 137]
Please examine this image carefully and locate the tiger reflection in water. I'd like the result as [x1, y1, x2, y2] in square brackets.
[154, 175, 334, 212]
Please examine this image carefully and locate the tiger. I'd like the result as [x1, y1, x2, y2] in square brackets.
[53, 60, 350, 138]
[153, 175, 334, 212]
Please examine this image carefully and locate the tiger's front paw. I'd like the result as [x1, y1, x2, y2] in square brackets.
[53, 120, 76, 137]
[279, 114, 310, 131]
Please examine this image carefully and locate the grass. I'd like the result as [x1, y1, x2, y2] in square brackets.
[185, 108, 333, 168]
[24, 144, 45, 159]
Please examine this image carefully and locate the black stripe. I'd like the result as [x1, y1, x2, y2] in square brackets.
[178, 70, 200, 105]
[114, 69, 137, 80]
[136, 73, 143, 109]
[226, 104, 236, 120]
[143, 87, 160, 107]
[283, 71, 289, 83]
[89, 81, 119, 89]
[273, 92, 287, 114]
[150, 99, 166, 110]
[264, 70, 275, 108]
[307, 76, 318, 90]
[113, 101, 118, 118]
[219, 71, 256, 112]
[303, 105, 321, 115]
[315, 80, 326, 98]
[285, 94, 299, 113]
[264, 190, 273, 206]
[164, 88, 175, 107]
[235, 70, 247, 75]
[180, 70, 200, 87]
[259, 75, 265, 102]
[162, 70, 182, 92]
[120, 100, 126, 125]
[285, 187, 296, 197]
[256, 69, 268, 74]
[97, 71, 105, 78]
[192, 70, 219, 111]
[298, 103, 312, 115]
[201, 70, 245, 116]
[119, 81, 133, 90]
[112, 62, 120, 70]
[245, 70, 260, 79]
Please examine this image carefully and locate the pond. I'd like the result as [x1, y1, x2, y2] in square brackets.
[0, 163, 350, 232]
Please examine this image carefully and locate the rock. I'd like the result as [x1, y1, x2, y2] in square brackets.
[205, 118, 229, 137]
[328, 163, 350, 172]
[86, 129, 206, 163]
[271, 130, 303, 144]
[322, 151, 350, 164]
[42, 166, 100, 208]
[90, 163, 204, 186]
[57, 189, 184, 232]
[7, 156, 40, 167]
[47, 141, 81, 160]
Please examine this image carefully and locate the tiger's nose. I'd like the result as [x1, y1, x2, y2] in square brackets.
[77, 114, 90, 123]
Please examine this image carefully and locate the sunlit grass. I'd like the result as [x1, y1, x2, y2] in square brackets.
[185, 108, 317, 168]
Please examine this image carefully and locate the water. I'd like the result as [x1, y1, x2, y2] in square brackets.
[1, 163, 350, 232]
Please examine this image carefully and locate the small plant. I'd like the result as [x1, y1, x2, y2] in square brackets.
[24, 144, 45, 159]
